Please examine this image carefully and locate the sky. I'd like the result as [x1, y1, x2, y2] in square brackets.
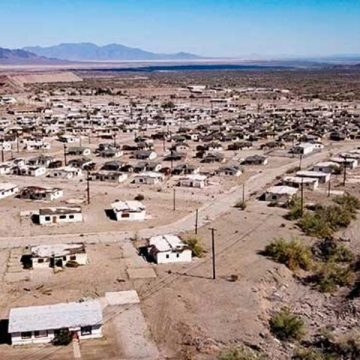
[0, 0, 360, 58]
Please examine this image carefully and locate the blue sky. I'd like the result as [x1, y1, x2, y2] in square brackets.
[1, 0, 360, 57]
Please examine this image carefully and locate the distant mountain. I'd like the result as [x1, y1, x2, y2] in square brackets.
[0, 46, 63, 65]
[24, 42, 202, 61]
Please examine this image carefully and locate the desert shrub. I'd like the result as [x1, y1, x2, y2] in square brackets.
[286, 197, 303, 220]
[313, 262, 354, 293]
[293, 348, 331, 360]
[183, 236, 204, 257]
[333, 332, 360, 359]
[333, 194, 360, 214]
[312, 239, 354, 263]
[298, 212, 333, 239]
[263, 238, 313, 271]
[134, 193, 145, 201]
[234, 200, 247, 210]
[218, 345, 265, 360]
[52, 328, 72, 346]
[270, 307, 305, 341]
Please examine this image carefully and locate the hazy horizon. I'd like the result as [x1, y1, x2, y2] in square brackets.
[1, 0, 360, 58]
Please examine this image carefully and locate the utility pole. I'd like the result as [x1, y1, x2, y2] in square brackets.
[86, 171, 91, 205]
[299, 153, 303, 170]
[64, 144, 67, 166]
[343, 155, 348, 186]
[113, 133, 117, 147]
[300, 178, 304, 217]
[1, 147, 4, 163]
[173, 188, 176, 211]
[328, 178, 331, 197]
[195, 209, 199, 235]
[209, 228, 217, 280]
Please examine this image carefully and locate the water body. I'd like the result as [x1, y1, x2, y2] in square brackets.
[78, 63, 295, 73]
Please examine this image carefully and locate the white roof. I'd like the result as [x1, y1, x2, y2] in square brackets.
[180, 174, 207, 181]
[149, 234, 187, 252]
[136, 171, 163, 178]
[0, 183, 18, 191]
[8, 300, 102, 333]
[266, 186, 298, 195]
[315, 161, 339, 167]
[31, 243, 84, 258]
[297, 170, 329, 178]
[283, 176, 318, 184]
[111, 200, 145, 212]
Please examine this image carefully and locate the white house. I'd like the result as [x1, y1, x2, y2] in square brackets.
[331, 157, 358, 170]
[48, 166, 82, 179]
[24, 243, 87, 269]
[291, 142, 323, 155]
[89, 171, 128, 183]
[8, 300, 102, 345]
[58, 134, 79, 143]
[296, 170, 331, 183]
[147, 234, 192, 264]
[282, 176, 319, 191]
[264, 186, 298, 203]
[133, 172, 164, 185]
[38, 207, 83, 225]
[313, 161, 341, 174]
[19, 187, 63, 201]
[0, 183, 19, 200]
[14, 166, 46, 177]
[111, 200, 146, 221]
[178, 174, 209, 188]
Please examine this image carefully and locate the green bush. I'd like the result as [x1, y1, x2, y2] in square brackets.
[298, 212, 333, 239]
[183, 236, 204, 257]
[286, 197, 303, 220]
[218, 346, 265, 360]
[312, 239, 354, 263]
[313, 262, 354, 293]
[270, 307, 306, 341]
[333, 194, 360, 214]
[263, 238, 313, 271]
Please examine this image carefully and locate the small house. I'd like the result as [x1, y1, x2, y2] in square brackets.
[296, 170, 331, 183]
[111, 200, 146, 221]
[37, 206, 83, 225]
[0, 183, 19, 200]
[178, 174, 208, 188]
[147, 234, 192, 264]
[19, 186, 63, 201]
[133, 172, 164, 185]
[264, 186, 298, 204]
[8, 300, 102, 345]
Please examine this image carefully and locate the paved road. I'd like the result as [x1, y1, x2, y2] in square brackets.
[0, 143, 356, 249]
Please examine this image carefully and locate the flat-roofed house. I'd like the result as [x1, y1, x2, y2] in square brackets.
[282, 176, 319, 191]
[23, 243, 87, 269]
[313, 161, 341, 174]
[48, 166, 82, 179]
[331, 157, 358, 170]
[38, 206, 83, 225]
[296, 170, 331, 183]
[241, 155, 268, 165]
[217, 165, 242, 177]
[111, 200, 146, 221]
[0, 183, 19, 200]
[178, 174, 208, 188]
[147, 234, 192, 264]
[133, 172, 164, 185]
[265, 186, 298, 204]
[8, 300, 102, 345]
[89, 171, 128, 183]
[19, 186, 63, 201]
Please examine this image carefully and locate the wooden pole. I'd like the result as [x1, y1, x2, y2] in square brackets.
[173, 188, 176, 211]
[195, 209, 199, 234]
[300, 178, 304, 217]
[210, 228, 216, 280]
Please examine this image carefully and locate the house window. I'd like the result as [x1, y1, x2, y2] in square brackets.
[21, 332, 32, 339]
[176, 254, 180, 258]
[166, 254, 170, 259]
[69, 215, 74, 219]
[81, 326, 92, 336]
[38, 259, 44, 263]
[34, 330, 48, 338]
[45, 216, 51, 221]
[59, 215, 66, 220]
[121, 213, 130, 218]
[70, 255, 76, 261]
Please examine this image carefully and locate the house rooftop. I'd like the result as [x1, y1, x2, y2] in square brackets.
[111, 200, 145, 212]
[8, 300, 102, 333]
[30, 243, 85, 258]
[39, 206, 82, 216]
[149, 234, 188, 252]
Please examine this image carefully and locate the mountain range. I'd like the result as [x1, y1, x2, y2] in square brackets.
[0, 47, 59, 65]
[23, 42, 202, 62]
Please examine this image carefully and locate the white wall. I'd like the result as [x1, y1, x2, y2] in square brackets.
[156, 250, 192, 264]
